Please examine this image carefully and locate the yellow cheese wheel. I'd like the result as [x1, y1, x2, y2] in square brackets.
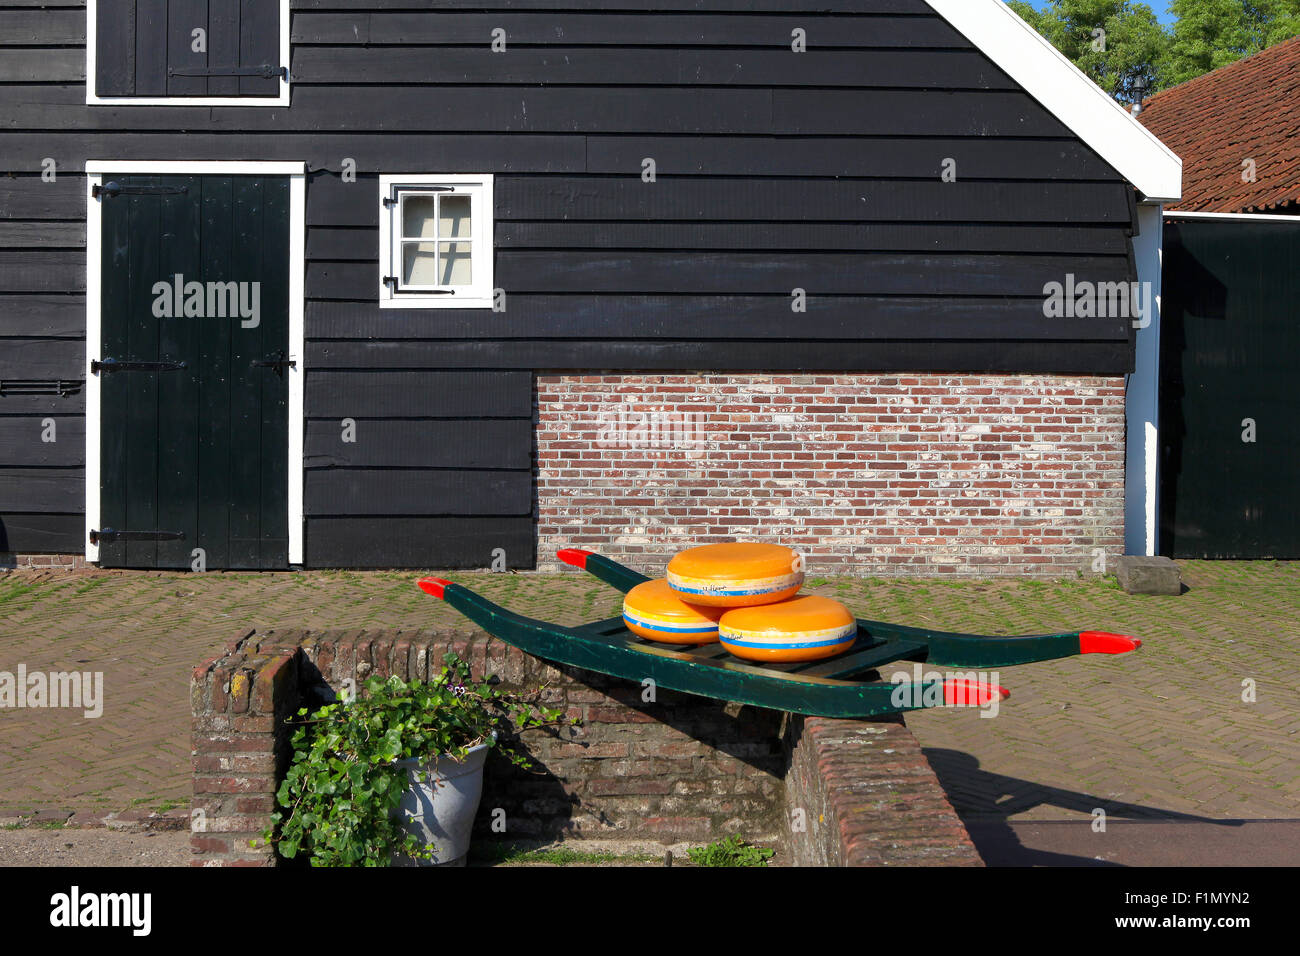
[718, 595, 857, 663]
[665, 542, 804, 607]
[622, 579, 724, 644]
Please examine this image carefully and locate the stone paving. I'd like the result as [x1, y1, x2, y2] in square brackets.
[0, 561, 1296, 826]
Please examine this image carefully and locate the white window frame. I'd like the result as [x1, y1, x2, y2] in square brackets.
[84, 160, 306, 565]
[378, 174, 494, 309]
[85, 0, 291, 107]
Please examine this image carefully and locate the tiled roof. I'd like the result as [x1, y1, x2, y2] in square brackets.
[1138, 34, 1300, 212]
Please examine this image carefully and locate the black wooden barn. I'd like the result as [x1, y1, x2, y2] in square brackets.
[0, 0, 1180, 571]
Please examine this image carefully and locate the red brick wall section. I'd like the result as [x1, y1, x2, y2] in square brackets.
[1, 554, 89, 569]
[190, 631, 302, 867]
[190, 629, 986, 866]
[535, 373, 1126, 577]
[782, 715, 983, 866]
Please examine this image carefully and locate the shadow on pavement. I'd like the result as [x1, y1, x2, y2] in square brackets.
[920, 748, 1291, 867]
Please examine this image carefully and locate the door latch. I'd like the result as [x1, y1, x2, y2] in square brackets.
[251, 351, 297, 377]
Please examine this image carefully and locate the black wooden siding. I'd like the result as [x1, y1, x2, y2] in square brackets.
[0, 0, 1140, 563]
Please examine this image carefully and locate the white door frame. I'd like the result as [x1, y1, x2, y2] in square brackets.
[84, 160, 306, 565]
[1124, 201, 1164, 557]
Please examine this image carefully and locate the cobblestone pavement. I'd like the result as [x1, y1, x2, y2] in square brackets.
[0, 561, 1296, 826]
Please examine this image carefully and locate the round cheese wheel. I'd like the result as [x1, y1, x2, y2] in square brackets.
[622, 579, 724, 644]
[665, 542, 804, 607]
[718, 595, 857, 662]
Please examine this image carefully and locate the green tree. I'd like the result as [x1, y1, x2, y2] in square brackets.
[1163, 0, 1300, 85]
[1007, 0, 1168, 101]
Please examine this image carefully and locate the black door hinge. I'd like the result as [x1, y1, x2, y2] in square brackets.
[92, 358, 187, 373]
[168, 64, 288, 80]
[92, 182, 189, 199]
[251, 351, 297, 377]
[90, 528, 186, 546]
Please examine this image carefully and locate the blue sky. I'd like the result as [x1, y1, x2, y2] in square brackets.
[1026, 1, 1176, 24]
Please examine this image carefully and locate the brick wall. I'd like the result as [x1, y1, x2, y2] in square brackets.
[782, 714, 982, 866]
[190, 632, 303, 866]
[191, 628, 984, 866]
[191, 627, 787, 865]
[0, 554, 89, 570]
[535, 373, 1126, 577]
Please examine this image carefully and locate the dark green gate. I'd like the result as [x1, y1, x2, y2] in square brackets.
[95, 175, 290, 569]
[1159, 217, 1300, 559]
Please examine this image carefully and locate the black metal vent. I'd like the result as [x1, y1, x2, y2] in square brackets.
[0, 379, 83, 397]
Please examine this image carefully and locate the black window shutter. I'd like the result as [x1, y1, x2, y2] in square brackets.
[95, 0, 138, 97]
[135, 0, 169, 96]
[238, 0, 281, 97]
[167, 0, 210, 96]
[94, 0, 282, 99]
[207, 0, 242, 97]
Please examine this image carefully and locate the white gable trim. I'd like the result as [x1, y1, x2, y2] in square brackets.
[926, 0, 1182, 202]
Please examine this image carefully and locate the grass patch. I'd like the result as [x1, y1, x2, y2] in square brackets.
[686, 835, 774, 867]
[470, 842, 661, 866]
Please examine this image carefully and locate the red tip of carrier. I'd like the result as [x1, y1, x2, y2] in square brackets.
[1079, 631, 1142, 655]
[943, 679, 1010, 707]
[556, 548, 593, 569]
[417, 577, 453, 599]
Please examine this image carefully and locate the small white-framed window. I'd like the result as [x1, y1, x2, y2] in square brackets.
[378, 175, 494, 309]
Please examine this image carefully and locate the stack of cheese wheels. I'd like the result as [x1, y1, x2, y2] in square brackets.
[638, 541, 857, 662]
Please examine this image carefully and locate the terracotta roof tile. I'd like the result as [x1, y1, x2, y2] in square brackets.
[1138, 34, 1300, 213]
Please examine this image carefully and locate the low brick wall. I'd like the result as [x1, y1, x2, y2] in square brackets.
[782, 715, 982, 866]
[0, 553, 89, 570]
[536, 372, 1126, 577]
[191, 629, 980, 867]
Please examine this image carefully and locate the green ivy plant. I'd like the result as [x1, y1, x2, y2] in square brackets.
[261, 653, 570, 867]
[687, 835, 775, 867]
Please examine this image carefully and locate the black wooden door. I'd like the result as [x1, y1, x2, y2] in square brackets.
[1159, 218, 1300, 558]
[97, 174, 290, 569]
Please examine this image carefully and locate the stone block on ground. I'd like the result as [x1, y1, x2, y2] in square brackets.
[1116, 555, 1182, 595]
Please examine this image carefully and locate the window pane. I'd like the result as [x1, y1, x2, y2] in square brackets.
[402, 242, 440, 285]
[439, 195, 472, 239]
[402, 196, 438, 238]
[439, 241, 472, 285]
